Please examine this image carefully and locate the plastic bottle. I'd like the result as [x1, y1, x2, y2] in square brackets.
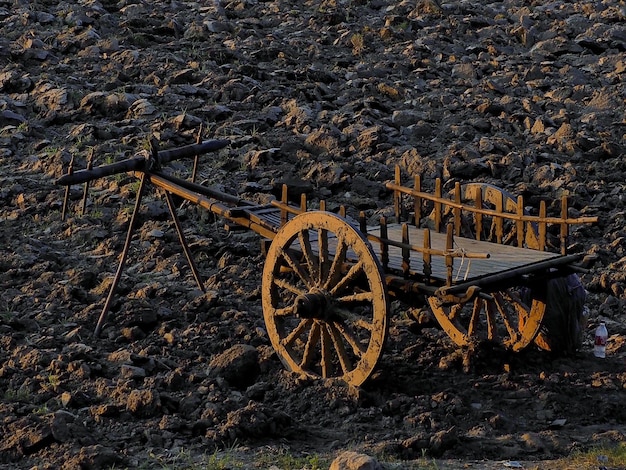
[594, 322, 608, 358]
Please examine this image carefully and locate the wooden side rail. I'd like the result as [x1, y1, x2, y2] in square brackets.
[387, 166, 598, 254]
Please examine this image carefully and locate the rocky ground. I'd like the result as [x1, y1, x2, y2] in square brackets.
[1, 0, 626, 468]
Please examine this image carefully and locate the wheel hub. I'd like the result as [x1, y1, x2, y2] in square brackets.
[294, 288, 334, 320]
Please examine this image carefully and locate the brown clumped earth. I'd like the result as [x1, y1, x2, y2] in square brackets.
[1, 0, 626, 468]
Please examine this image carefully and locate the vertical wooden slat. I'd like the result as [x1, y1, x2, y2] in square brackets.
[445, 223, 454, 286]
[359, 211, 367, 234]
[320, 199, 326, 212]
[474, 186, 483, 241]
[380, 217, 389, 270]
[402, 223, 410, 277]
[454, 182, 462, 236]
[394, 166, 401, 221]
[339, 205, 346, 218]
[414, 174, 422, 227]
[538, 201, 547, 251]
[434, 178, 442, 232]
[561, 195, 568, 255]
[423, 228, 432, 279]
[495, 189, 504, 244]
[281, 184, 288, 226]
[516, 195, 525, 247]
[300, 193, 307, 213]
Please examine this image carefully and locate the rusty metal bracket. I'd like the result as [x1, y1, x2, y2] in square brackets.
[432, 285, 481, 305]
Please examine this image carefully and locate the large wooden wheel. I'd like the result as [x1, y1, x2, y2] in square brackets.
[427, 183, 547, 351]
[428, 285, 547, 351]
[262, 212, 388, 386]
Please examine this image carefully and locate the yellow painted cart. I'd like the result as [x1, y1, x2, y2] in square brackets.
[57, 139, 597, 386]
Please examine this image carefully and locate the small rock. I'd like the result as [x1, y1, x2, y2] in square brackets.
[429, 426, 458, 456]
[126, 389, 161, 417]
[120, 364, 147, 379]
[61, 444, 123, 470]
[329, 451, 382, 470]
[208, 344, 260, 389]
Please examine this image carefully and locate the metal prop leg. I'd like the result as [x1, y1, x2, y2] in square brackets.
[162, 189, 205, 292]
[61, 155, 75, 221]
[94, 173, 148, 337]
[80, 150, 94, 216]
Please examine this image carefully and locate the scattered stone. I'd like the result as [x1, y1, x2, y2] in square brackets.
[126, 389, 161, 418]
[208, 344, 260, 389]
[61, 444, 123, 470]
[329, 451, 382, 470]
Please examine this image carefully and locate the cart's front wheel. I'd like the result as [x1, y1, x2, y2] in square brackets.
[428, 285, 546, 351]
[262, 212, 388, 386]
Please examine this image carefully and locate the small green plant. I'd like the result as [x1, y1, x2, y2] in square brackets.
[90, 208, 104, 218]
[33, 404, 49, 415]
[4, 387, 31, 402]
[40, 374, 61, 393]
[0, 299, 16, 322]
[204, 450, 243, 470]
[253, 447, 329, 470]
[128, 180, 142, 194]
[143, 447, 245, 470]
[350, 33, 364, 55]
[560, 443, 626, 469]
[44, 146, 61, 157]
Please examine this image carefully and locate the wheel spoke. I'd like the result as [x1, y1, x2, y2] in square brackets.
[281, 318, 312, 348]
[329, 259, 365, 296]
[318, 228, 329, 284]
[323, 236, 348, 290]
[332, 306, 374, 331]
[334, 321, 367, 357]
[486, 299, 497, 341]
[300, 321, 321, 369]
[298, 229, 320, 285]
[493, 292, 519, 341]
[448, 302, 464, 321]
[320, 324, 332, 378]
[273, 277, 307, 297]
[326, 322, 353, 374]
[278, 246, 314, 290]
[336, 291, 373, 303]
[273, 305, 296, 317]
[467, 298, 482, 337]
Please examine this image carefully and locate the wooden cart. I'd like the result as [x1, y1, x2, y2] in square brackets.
[56, 138, 597, 386]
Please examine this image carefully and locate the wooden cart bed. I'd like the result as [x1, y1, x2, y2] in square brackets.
[241, 204, 569, 285]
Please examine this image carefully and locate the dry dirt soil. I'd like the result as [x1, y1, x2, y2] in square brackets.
[1, 0, 626, 468]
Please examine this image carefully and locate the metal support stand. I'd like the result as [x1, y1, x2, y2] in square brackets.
[61, 155, 75, 221]
[80, 150, 94, 216]
[94, 173, 148, 337]
[163, 189, 205, 292]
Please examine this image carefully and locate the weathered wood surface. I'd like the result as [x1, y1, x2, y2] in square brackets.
[380, 223, 560, 282]
[243, 204, 566, 284]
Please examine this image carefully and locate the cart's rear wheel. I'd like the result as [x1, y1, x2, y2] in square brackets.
[262, 212, 388, 386]
[428, 285, 546, 351]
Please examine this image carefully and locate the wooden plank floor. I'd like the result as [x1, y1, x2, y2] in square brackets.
[244, 206, 563, 283]
[377, 224, 560, 282]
